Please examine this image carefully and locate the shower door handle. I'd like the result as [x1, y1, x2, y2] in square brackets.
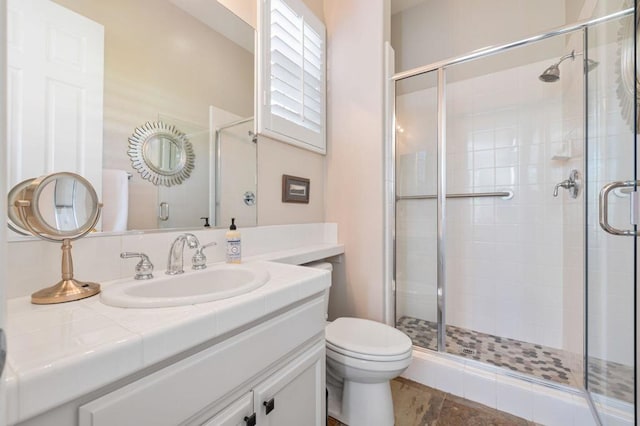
[599, 180, 640, 236]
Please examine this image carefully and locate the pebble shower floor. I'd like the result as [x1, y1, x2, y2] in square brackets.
[396, 316, 633, 403]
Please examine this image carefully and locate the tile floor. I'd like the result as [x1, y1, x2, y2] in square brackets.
[396, 315, 634, 404]
[328, 377, 539, 426]
[396, 316, 580, 387]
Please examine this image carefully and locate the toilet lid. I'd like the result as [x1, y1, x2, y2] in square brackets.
[325, 317, 412, 359]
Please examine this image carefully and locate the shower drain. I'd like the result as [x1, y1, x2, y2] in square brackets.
[461, 346, 477, 356]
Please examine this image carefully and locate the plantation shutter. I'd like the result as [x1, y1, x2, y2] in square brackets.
[258, 0, 326, 153]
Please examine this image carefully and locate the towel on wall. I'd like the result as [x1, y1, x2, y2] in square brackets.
[102, 169, 129, 232]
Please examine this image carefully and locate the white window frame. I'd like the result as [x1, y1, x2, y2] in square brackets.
[257, 0, 326, 154]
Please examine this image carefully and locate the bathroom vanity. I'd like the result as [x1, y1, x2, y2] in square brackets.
[3, 257, 338, 426]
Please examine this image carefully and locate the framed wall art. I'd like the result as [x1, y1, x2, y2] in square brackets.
[282, 175, 310, 203]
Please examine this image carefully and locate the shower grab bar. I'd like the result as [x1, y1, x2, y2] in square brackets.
[397, 190, 514, 201]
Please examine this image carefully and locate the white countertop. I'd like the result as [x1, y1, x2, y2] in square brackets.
[244, 242, 344, 265]
[3, 243, 342, 424]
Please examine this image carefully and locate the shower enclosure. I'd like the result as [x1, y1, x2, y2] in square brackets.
[215, 117, 257, 228]
[391, 5, 636, 425]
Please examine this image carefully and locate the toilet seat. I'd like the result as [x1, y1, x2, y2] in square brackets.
[325, 317, 412, 362]
[326, 341, 412, 362]
[326, 345, 412, 377]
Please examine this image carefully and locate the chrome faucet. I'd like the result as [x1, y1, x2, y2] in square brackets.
[166, 233, 200, 275]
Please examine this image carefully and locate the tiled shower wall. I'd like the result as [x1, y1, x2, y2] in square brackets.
[396, 53, 582, 351]
[396, 18, 635, 368]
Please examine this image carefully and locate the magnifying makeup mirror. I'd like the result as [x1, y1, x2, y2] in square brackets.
[8, 172, 103, 304]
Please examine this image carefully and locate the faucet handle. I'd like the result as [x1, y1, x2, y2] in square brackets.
[121, 252, 154, 280]
[192, 242, 217, 270]
[553, 182, 564, 197]
[553, 169, 580, 198]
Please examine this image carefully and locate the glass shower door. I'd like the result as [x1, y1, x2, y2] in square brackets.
[442, 36, 585, 385]
[586, 8, 636, 425]
[395, 71, 440, 350]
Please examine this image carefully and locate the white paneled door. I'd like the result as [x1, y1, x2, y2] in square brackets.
[7, 0, 104, 196]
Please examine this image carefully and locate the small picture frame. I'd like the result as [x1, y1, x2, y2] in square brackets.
[282, 175, 310, 203]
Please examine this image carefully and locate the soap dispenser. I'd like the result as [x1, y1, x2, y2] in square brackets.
[225, 218, 241, 264]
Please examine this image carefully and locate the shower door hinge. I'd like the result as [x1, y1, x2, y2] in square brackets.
[631, 190, 640, 226]
[392, 237, 396, 282]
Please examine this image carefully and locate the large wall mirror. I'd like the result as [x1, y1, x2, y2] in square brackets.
[5, 0, 257, 238]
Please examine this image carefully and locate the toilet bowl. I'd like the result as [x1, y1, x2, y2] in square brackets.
[325, 317, 412, 426]
[303, 261, 413, 425]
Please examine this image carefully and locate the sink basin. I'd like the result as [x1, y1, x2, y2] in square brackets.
[101, 264, 270, 308]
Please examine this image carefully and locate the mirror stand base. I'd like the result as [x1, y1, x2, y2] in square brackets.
[31, 280, 100, 305]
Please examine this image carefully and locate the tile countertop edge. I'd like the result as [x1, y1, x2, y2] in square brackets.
[245, 243, 345, 265]
[3, 244, 343, 424]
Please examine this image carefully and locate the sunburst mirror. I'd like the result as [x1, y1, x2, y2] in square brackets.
[128, 121, 195, 186]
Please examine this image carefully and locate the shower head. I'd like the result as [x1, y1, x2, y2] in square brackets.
[539, 64, 560, 82]
[538, 50, 599, 83]
[539, 50, 575, 83]
[585, 58, 599, 72]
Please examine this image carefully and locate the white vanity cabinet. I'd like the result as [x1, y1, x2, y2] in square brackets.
[252, 341, 324, 426]
[202, 393, 254, 426]
[202, 341, 324, 426]
[77, 297, 326, 426]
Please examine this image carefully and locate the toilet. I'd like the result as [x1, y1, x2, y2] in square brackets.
[304, 262, 413, 426]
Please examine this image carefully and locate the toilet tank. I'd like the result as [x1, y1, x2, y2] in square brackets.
[302, 261, 332, 320]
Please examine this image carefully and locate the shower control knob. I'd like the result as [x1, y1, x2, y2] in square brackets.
[553, 169, 580, 199]
[244, 191, 256, 206]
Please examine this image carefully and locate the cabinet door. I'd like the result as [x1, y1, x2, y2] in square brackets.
[254, 341, 325, 426]
[202, 393, 254, 426]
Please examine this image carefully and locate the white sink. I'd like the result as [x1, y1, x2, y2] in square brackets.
[101, 263, 270, 308]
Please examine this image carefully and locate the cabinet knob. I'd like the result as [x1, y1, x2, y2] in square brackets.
[263, 398, 275, 415]
[244, 413, 256, 426]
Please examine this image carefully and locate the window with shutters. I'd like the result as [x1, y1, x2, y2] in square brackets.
[258, 0, 326, 154]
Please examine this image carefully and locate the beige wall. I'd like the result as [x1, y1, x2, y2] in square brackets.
[218, 0, 257, 27]
[324, 0, 388, 322]
[391, 0, 568, 74]
[256, 136, 325, 225]
[302, 0, 325, 21]
[220, 0, 324, 28]
[226, 0, 386, 322]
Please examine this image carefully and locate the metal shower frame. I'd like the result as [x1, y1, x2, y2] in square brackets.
[386, 6, 634, 425]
